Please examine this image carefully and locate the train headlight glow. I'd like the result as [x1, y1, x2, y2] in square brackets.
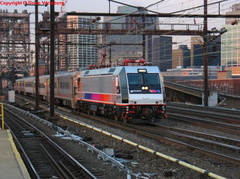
[142, 86, 148, 90]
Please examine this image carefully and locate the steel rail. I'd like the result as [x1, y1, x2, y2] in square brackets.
[4, 105, 98, 179]
[155, 124, 240, 147]
[169, 113, 240, 135]
[40, 144, 76, 179]
[58, 114, 232, 178]
[12, 95, 235, 178]
[3, 123, 40, 179]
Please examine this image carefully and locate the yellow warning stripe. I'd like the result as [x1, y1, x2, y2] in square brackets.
[7, 130, 31, 179]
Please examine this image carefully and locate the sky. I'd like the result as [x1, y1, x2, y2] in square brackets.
[64, 0, 237, 47]
[1, 0, 239, 47]
[2, 0, 237, 20]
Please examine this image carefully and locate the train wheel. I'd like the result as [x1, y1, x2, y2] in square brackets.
[87, 110, 91, 115]
[121, 114, 128, 123]
[114, 113, 119, 121]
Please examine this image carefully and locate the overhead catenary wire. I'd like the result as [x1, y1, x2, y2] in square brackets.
[2, 0, 237, 70]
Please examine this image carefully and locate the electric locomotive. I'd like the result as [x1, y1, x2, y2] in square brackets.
[76, 66, 166, 123]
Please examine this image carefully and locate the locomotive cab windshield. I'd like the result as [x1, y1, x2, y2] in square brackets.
[127, 70, 161, 94]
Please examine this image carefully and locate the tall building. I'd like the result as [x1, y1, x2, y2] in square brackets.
[192, 44, 204, 66]
[67, 16, 98, 70]
[190, 36, 221, 67]
[221, 3, 240, 67]
[179, 45, 191, 67]
[103, 6, 174, 71]
[172, 49, 183, 68]
[102, 6, 159, 65]
[172, 45, 190, 68]
[208, 37, 221, 66]
[221, 24, 240, 67]
[148, 36, 172, 71]
[190, 36, 202, 66]
[39, 12, 99, 72]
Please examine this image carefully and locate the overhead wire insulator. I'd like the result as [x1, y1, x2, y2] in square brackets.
[96, 16, 101, 21]
[231, 20, 238, 25]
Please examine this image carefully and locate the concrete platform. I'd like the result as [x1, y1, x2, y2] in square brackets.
[0, 130, 30, 179]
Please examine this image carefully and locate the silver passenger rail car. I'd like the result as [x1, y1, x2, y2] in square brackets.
[15, 76, 35, 96]
[54, 71, 80, 108]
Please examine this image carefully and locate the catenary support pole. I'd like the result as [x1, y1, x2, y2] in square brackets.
[203, 0, 209, 106]
[35, 0, 40, 110]
[50, 0, 55, 117]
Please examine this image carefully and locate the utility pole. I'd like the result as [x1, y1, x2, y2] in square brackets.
[50, 0, 55, 117]
[203, 0, 208, 107]
[35, 0, 40, 110]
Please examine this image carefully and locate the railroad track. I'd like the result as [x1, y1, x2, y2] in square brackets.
[14, 95, 240, 166]
[79, 116, 240, 166]
[168, 112, 240, 135]
[11, 94, 240, 178]
[167, 103, 240, 135]
[129, 124, 240, 165]
[55, 106, 240, 166]
[167, 102, 240, 123]
[155, 124, 240, 149]
[4, 105, 104, 179]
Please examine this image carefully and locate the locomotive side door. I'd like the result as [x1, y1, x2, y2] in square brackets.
[55, 77, 59, 96]
[75, 77, 83, 102]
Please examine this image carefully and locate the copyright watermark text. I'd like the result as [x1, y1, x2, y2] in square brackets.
[0, 1, 65, 6]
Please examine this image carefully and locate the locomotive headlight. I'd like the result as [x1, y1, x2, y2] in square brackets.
[142, 86, 148, 90]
